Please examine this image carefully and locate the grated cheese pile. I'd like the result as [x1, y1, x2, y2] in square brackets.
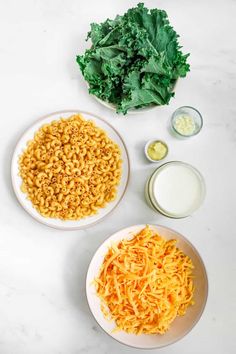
[95, 226, 194, 335]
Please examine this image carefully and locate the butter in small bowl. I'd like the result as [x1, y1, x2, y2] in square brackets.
[145, 140, 168, 162]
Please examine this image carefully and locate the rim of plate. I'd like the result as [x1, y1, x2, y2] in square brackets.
[86, 224, 209, 349]
[94, 95, 158, 114]
[147, 161, 206, 219]
[11, 110, 130, 231]
[87, 79, 178, 115]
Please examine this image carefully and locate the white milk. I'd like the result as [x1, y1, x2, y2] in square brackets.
[153, 163, 204, 217]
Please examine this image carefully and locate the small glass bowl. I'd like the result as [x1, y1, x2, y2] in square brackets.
[171, 106, 203, 138]
[144, 139, 169, 162]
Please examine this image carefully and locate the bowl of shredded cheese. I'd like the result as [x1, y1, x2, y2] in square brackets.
[86, 224, 208, 349]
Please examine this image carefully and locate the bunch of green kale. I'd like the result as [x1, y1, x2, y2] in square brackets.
[77, 3, 190, 114]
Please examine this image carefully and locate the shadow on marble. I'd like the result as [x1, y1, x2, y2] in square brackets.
[2, 126, 29, 205]
[64, 239, 92, 317]
[63, 226, 119, 317]
[65, 33, 87, 80]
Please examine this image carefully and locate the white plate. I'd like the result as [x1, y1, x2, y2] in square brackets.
[86, 224, 208, 349]
[11, 110, 130, 230]
[90, 80, 178, 115]
[94, 95, 157, 114]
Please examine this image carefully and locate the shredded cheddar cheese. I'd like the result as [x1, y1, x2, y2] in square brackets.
[95, 226, 194, 335]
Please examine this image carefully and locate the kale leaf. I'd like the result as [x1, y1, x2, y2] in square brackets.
[77, 3, 190, 114]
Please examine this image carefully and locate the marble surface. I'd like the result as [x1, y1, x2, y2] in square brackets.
[0, 0, 235, 353]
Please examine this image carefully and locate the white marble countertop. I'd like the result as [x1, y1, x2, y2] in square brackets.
[0, 0, 235, 353]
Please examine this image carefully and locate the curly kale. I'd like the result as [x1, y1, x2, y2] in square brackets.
[77, 3, 190, 114]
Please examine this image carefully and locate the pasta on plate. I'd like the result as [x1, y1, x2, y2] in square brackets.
[18, 114, 122, 220]
[95, 226, 194, 335]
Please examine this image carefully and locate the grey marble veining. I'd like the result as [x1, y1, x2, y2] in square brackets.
[0, 0, 236, 353]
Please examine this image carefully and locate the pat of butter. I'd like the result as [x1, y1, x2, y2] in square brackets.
[147, 141, 167, 161]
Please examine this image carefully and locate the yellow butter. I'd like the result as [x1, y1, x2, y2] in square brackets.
[147, 141, 167, 160]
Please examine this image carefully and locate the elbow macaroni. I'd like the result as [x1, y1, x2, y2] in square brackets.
[19, 114, 122, 220]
